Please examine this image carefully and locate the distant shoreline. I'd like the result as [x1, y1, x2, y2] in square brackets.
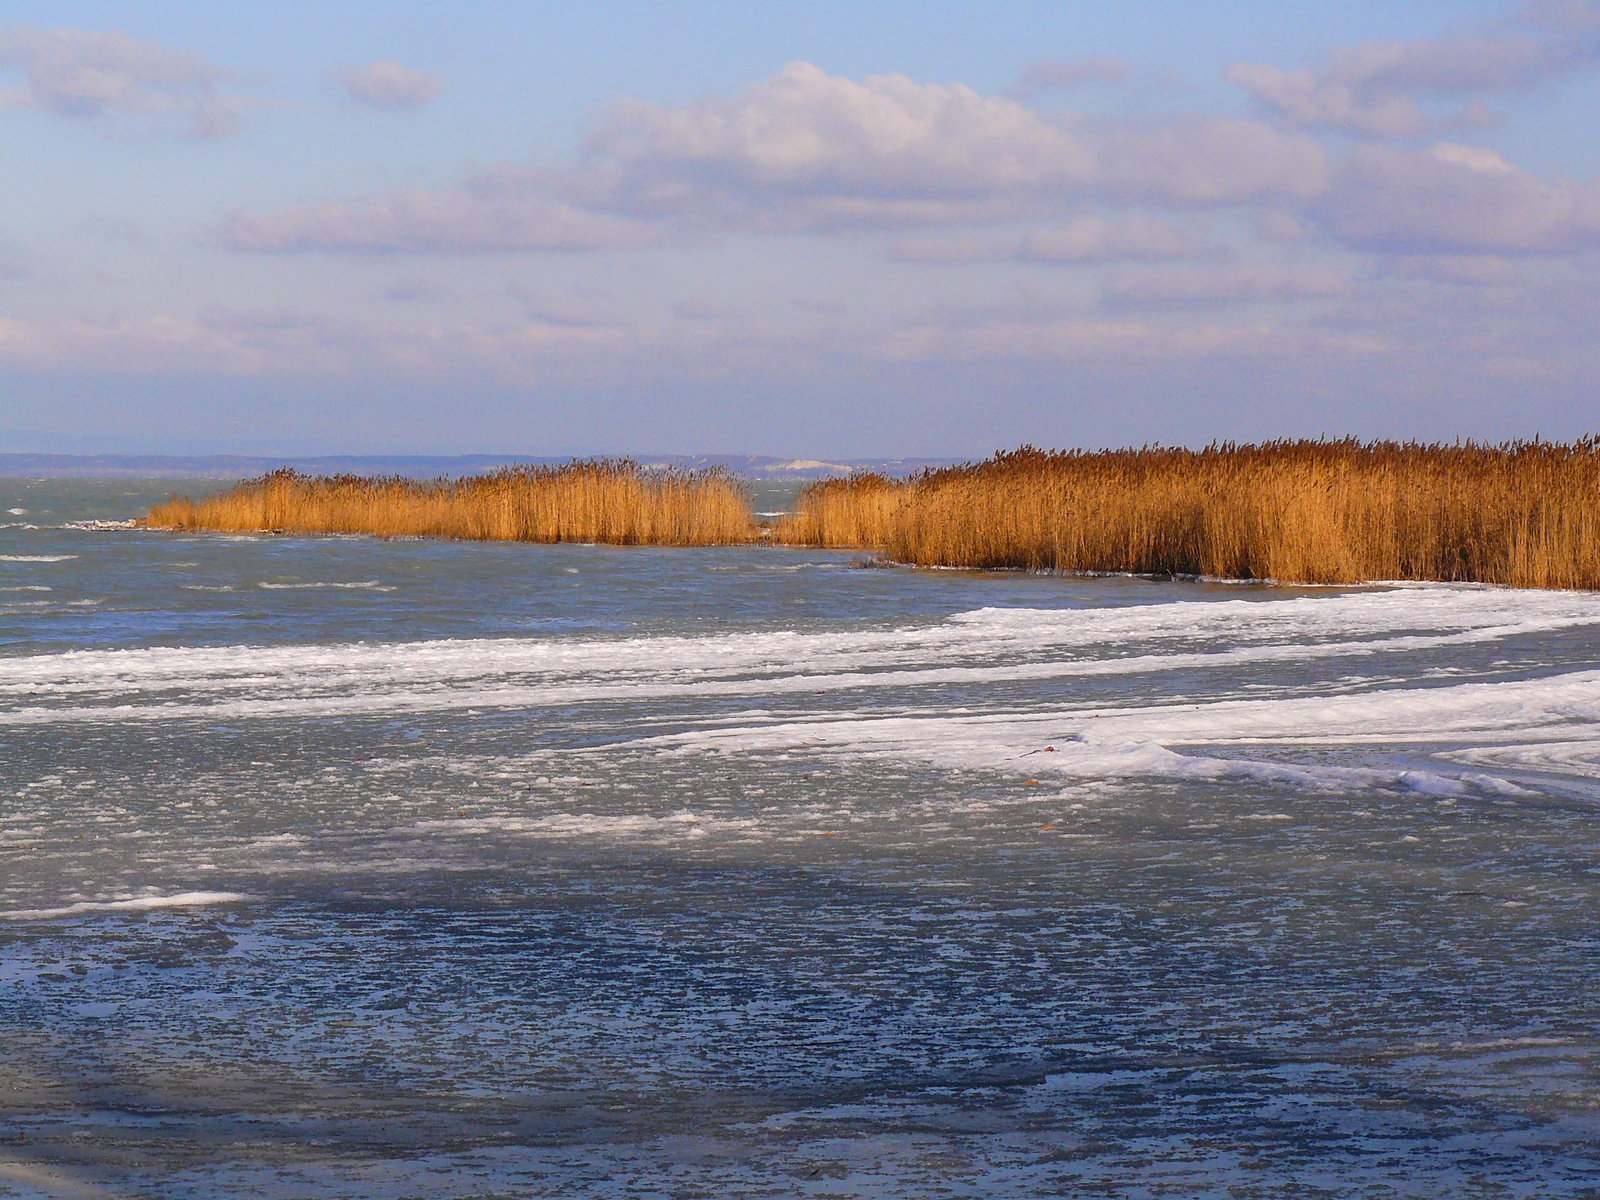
[0, 452, 953, 481]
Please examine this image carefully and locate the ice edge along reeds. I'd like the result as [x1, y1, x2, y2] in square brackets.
[780, 440, 1600, 590]
[147, 462, 755, 546]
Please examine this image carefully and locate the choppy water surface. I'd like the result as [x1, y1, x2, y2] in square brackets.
[2, 479, 1599, 1198]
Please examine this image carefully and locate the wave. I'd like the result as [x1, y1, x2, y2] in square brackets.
[3, 585, 1598, 706]
[257, 580, 392, 591]
[1, 891, 247, 921]
[1, 585, 1597, 794]
[58, 519, 139, 531]
[638, 677, 1588, 794]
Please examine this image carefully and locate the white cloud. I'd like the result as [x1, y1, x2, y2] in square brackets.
[871, 309, 1356, 365]
[258, 63, 1600, 327]
[1229, 61, 1448, 139]
[584, 63, 1327, 223]
[0, 308, 634, 379]
[1088, 116, 1328, 204]
[1313, 142, 1600, 253]
[336, 60, 439, 109]
[9, 19, 1600, 440]
[1010, 57, 1131, 96]
[588, 62, 1098, 200]
[0, 25, 239, 136]
[889, 215, 1201, 263]
[221, 63, 1326, 250]
[216, 180, 655, 253]
[1100, 264, 1348, 306]
[1229, 7, 1600, 138]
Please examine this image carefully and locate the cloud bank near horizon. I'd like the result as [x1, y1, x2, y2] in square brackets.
[2, 2, 1599, 454]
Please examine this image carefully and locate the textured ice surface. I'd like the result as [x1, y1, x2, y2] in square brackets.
[2, 482, 1599, 1197]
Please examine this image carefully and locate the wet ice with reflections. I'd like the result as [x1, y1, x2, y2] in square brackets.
[2, 479, 1599, 1197]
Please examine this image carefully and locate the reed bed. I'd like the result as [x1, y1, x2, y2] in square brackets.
[780, 440, 1600, 589]
[148, 461, 755, 546]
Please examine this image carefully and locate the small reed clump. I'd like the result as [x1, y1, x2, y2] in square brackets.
[780, 440, 1600, 589]
[148, 461, 754, 546]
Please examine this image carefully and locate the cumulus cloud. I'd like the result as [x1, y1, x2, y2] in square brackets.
[583, 62, 1326, 224]
[212, 57, 1600, 276]
[336, 60, 439, 109]
[588, 63, 1097, 201]
[1229, 6, 1600, 138]
[221, 62, 1326, 251]
[0, 25, 239, 136]
[1313, 142, 1600, 253]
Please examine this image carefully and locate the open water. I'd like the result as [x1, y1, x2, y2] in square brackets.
[2, 479, 1599, 1198]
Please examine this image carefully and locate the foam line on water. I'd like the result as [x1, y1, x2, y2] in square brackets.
[3, 587, 1599, 725]
[0, 891, 247, 920]
[258, 580, 391, 590]
[12, 585, 1600, 686]
[409, 811, 765, 841]
[638, 669, 1600, 791]
[0, 628, 1555, 726]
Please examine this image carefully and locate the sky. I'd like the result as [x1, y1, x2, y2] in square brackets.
[1, 1, 1598, 457]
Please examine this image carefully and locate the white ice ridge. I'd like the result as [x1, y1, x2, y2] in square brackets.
[3, 586, 1600, 727]
[0, 891, 246, 920]
[636, 666, 1600, 792]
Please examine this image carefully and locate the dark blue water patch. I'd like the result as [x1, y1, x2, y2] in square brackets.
[0, 524, 1331, 657]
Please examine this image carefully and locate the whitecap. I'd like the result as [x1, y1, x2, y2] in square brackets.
[1, 891, 247, 920]
[258, 580, 390, 590]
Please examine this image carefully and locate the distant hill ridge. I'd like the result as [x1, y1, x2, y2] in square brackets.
[0, 453, 954, 480]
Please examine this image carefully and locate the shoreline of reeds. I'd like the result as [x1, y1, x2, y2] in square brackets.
[146, 461, 754, 546]
[780, 440, 1600, 591]
[147, 441, 1600, 590]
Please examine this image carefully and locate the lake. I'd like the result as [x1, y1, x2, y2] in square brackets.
[2, 479, 1598, 1197]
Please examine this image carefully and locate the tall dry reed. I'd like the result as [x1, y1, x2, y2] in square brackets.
[149, 461, 754, 546]
[781, 441, 1600, 589]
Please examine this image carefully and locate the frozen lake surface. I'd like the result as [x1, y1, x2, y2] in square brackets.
[2, 479, 1599, 1197]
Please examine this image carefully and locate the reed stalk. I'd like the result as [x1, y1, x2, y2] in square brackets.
[779, 440, 1600, 589]
[148, 461, 755, 546]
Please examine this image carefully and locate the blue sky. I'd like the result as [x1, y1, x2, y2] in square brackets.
[1, 1, 1597, 456]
